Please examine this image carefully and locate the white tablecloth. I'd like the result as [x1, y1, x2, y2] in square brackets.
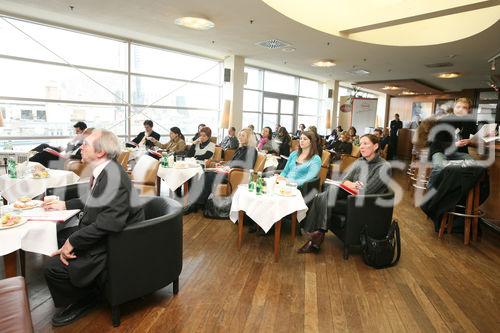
[0, 219, 58, 256]
[229, 186, 308, 233]
[157, 165, 204, 191]
[0, 169, 80, 203]
[0, 206, 80, 256]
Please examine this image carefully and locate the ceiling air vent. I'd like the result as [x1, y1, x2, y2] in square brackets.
[255, 39, 291, 49]
[425, 62, 454, 68]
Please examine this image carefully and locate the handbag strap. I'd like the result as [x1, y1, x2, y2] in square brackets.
[391, 220, 401, 266]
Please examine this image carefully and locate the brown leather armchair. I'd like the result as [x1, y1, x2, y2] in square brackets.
[0, 277, 33, 333]
[215, 152, 266, 197]
[331, 144, 361, 177]
[129, 155, 160, 196]
[223, 148, 236, 162]
[64, 159, 92, 178]
[116, 150, 130, 171]
[319, 150, 331, 190]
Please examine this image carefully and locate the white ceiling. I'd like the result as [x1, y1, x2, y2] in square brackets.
[0, 0, 499, 91]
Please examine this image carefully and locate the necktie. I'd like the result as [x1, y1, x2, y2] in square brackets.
[89, 175, 95, 189]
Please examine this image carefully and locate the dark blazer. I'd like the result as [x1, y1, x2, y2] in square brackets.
[128, 131, 160, 149]
[65, 160, 145, 287]
[429, 115, 477, 157]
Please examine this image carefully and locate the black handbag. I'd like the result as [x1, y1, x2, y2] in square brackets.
[360, 220, 401, 269]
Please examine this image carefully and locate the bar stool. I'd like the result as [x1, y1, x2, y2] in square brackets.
[438, 180, 484, 245]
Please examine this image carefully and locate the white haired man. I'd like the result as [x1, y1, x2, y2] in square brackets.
[43, 129, 145, 327]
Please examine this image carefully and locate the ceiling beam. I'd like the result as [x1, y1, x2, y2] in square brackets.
[340, 0, 500, 36]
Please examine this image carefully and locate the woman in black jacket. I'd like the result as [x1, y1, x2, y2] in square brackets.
[193, 128, 258, 209]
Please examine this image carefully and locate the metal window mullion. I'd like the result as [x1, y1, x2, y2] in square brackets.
[127, 41, 131, 142]
[0, 96, 127, 107]
[130, 71, 222, 88]
[0, 53, 128, 76]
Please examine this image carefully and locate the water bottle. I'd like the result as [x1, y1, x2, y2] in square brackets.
[256, 172, 263, 195]
[248, 169, 255, 192]
[7, 157, 17, 178]
[161, 152, 169, 168]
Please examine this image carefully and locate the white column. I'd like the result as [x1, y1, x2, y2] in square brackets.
[223, 55, 245, 131]
[325, 80, 339, 132]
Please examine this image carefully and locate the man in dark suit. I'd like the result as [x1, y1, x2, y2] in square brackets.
[388, 113, 403, 159]
[127, 120, 161, 149]
[30, 121, 88, 168]
[43, 129, 145, 327]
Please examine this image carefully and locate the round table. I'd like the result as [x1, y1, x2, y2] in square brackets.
[230, 186, 308, 260]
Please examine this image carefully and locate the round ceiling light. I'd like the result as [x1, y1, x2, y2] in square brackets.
[312, 60, 336, 67]
[262, 0, 500, 46]
[435, 72, 462, 79]
[174, 17, 215, 30]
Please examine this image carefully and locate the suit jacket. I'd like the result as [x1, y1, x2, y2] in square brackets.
[128, 130, 161, 149]
[65, 160, 145, 287]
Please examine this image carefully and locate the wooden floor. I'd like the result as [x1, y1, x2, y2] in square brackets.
[2, 174, 500, 332]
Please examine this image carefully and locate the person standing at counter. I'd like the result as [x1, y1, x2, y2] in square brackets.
[388, 113, 403, 159]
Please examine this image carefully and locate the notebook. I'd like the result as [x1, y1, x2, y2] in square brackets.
[324, 179, 358, 196]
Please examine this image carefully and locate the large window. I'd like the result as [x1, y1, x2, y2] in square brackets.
[243, 67, 326, 135]
[0, 16, 222, 148]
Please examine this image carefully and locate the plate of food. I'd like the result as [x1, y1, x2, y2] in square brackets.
[275, 187, 296, 197]
[12, 199, 43, 210]
[31, 170, 49, 179]
[0, 214, 28, 229]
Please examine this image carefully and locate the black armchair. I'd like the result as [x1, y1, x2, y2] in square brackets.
[328, 191, 394, 259]
[45, 185, 183, 327]
[298, 177, 320, 204]
[106, 196, 183, 326]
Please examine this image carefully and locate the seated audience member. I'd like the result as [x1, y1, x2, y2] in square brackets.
[248, 124, 261, 142]
[278, 130, 321, 186]
[298, 134, 391, 253]
[307, 125, 323, 154]
[326, 126, 343, 145]
[149, 126, 186, 154]
[43, 129, 145, 327]
[192, 123, 206, 142]
[294, 123, 306, 139]
[347, 126, 359, 145]
[30, 121, 88, 168]
[187, 126, 216, 160]
[429, 97, 477, 158]
[258, 126, 273, 151]
[380, 128, 390, 150]
[219, 126, 239, 150]
[261, 126, 291, 170]
[127, 120, 160, 149]
[273, 124, 281, 138]
[195, 128, 258, 208]
[328, 131, 353, 160]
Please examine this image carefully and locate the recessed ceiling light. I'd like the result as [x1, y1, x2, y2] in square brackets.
[174, 17, 215, 30]
[382, 85, 400, 90]
[401, 90, 417, 95]
[435, 72, 461, 79]
[312, 60, 336, 67]
[282, 47, 296, 53]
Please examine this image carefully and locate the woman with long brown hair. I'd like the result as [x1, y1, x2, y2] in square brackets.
[278, 130, 321, 186]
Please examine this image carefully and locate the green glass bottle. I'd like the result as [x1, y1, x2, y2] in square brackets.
[256, 172, 263, 195]
[161, 152, 169, 168]
[7, 157, 17, 179]
[248, 169, 255, 192]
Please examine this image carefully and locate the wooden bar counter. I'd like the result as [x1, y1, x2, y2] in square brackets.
[470, 143, 500, 231]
